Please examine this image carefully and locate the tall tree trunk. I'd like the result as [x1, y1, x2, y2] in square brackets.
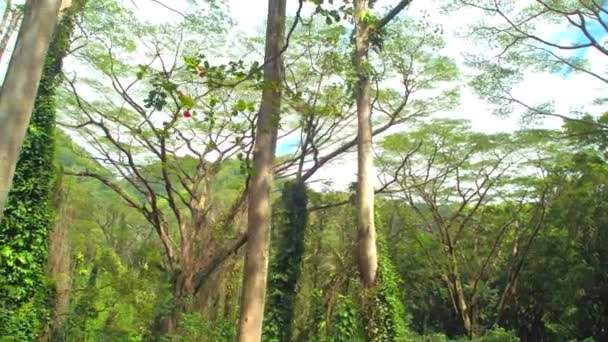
[354, 0, 378, 289]
[0, 10, 21, 63]
[237, 0, 286, 340]
[0, 1, 80, 339]
[46, 213, 72, 340]
[0, 0, 63, 222]
[351, 4, 412, 339]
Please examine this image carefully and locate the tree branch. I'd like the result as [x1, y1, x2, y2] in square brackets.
[376, 0, 413, 31]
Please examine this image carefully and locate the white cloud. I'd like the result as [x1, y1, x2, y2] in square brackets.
[2, 0, 606, 190]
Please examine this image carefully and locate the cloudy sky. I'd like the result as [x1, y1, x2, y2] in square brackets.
[206, 0, 606, 189]
[115, 0, 607, 127]
[2, 0, 607, 189]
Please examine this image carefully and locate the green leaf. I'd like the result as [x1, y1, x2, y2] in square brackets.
[235, 99, 247, 112]
[179, 94, 195, 108]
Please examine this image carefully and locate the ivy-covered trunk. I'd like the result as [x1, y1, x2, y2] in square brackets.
[362, 213, 410, 342]
[0, 0, 63, 221]
[263, 181, 308, 341]
[0, 1, 84, 339]
[160, 270, 198, 334]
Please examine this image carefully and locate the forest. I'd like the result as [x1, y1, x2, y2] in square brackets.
[0, 0, 607, 341]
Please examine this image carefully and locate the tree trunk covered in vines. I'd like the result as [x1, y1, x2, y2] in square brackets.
[362, 213, 409, 342]
[0, 1, 84, 339]
[0, 0, 63, 222]
[263, 181, 308, 341]
[155, 271, 198, 335]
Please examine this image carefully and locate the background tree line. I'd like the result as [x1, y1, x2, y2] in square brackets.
[0, 0, 606, 341]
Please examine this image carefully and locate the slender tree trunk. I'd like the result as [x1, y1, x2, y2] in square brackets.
[453, 274, 473, 336]
[0, 10, 21, 63]
[496, 208, 546, 325]
[354, 0, 378, 289]
[0, 0, 63, 223]
[443, 235, 474, 336]
[237, 0, 286, 340]
[1, 1, 79, 339]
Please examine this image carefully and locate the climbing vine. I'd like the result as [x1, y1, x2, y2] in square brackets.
[362, 211, 411, 342]
[263, 180, 308, 341]
[0, 1, 85, 339]
[331, 294, 361, 342]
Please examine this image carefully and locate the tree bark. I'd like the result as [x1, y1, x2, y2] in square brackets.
[152, 230, 247, 336]
[0, 0, 62, 223]
[39, 185, 73, 341]
[237, 0, 286, 340]
[453, 273, 473, 336]
[0, 10, 21, 63]
[354, 0, 378, 289]
[154, 266, 198, 335]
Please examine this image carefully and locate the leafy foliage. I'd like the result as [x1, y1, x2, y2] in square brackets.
[2, 1, 608, 341]
[361, 212, 411, 342]
[264, 181, 308, 341]
[0, 1, 85, 339]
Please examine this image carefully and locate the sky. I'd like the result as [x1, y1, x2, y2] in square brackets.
[2, 0, 607, 190]
[123, 0, 608, 129]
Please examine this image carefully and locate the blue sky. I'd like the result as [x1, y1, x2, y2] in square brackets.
[276, 133, 299, 156]
[551, 2, 608, 66]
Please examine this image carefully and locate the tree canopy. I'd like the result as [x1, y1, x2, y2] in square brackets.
[0, 0, 607, 341]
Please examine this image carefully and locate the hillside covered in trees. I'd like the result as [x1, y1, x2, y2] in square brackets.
[0, 0, 607, 341]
